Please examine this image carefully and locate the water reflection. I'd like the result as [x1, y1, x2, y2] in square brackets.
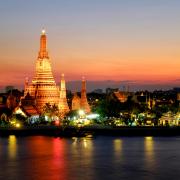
[72, 137, 93, 150]
[72, 137, 78, 146]
[0, 136, 180, 179]
[8, 135, 17, 159]
[113, 139, 123, 158]
[83, 138, 87, 148]
[52, 138, 66, 180]
[144, 136, 155, 168]
[22, 137, 67, 180]
[70, 137, 94, 178]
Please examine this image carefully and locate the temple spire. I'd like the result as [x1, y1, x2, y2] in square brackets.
[24, 77, 29, 97]
[60, 73, 65, 90]
[29, 30, 59, 112]
[59, 73, 69, 114]
[80, 77, 91, 113]
[38, 29, 49, 59]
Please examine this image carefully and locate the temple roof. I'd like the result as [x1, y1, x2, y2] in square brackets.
[114, 91, 128, 103]
[21, 105, 39, 116]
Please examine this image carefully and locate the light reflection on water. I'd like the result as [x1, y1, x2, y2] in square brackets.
[113, 139, 122, 158]
[144, 136, 155, 169]
[52, 138, 66, 180]
[70, 137, 94, 176]
[8, 135, 17, 159]
[0, 136, 180, 179]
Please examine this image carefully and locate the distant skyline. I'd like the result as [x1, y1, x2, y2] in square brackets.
[0, 0, 180, 91]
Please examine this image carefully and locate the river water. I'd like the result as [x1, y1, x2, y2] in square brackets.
[0, 135, 180, 180]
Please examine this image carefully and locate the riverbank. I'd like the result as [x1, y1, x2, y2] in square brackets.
[1, 126, 180, 137]
[83, 126, 180, 136]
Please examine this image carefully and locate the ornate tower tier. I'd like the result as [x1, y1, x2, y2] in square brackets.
[24, 77, 29, 97]
[72, 92, 81, 111]
[80, 77, 91, 113]
[28, 30, 59, 111]
[59, 74, 69, 113]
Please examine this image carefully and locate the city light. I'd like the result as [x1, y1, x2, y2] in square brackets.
[15, 123, 21, 128]
[78, 110, 85, 116]
[42, 29, 46, 34]
[55, 120, 60, 126]
[86, 114, 100, 119]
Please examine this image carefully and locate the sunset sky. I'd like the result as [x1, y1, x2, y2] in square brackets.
[0, 0, 180, 91]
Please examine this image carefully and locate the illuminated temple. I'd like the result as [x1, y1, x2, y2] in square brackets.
[59, 74, 69, 113]
[71, 78, 91, 113]
[24, 30, 62, 112]
[80, 77, 91, 113]
[21, 30, 90, 114]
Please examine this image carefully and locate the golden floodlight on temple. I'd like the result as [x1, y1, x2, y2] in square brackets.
[23, 29, 65, 112]
[81, 77, 91, 113]
[41, 29, 46, 35]
[21, 29, 90, 115]
[59, 73, 70, 114]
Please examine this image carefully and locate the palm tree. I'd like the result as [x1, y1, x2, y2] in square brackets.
[43, 103, 59, 121]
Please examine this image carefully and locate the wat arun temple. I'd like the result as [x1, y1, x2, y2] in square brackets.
[21, 30, 90, 114]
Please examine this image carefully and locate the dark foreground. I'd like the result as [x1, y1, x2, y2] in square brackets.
[1, 126, 180, 136]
